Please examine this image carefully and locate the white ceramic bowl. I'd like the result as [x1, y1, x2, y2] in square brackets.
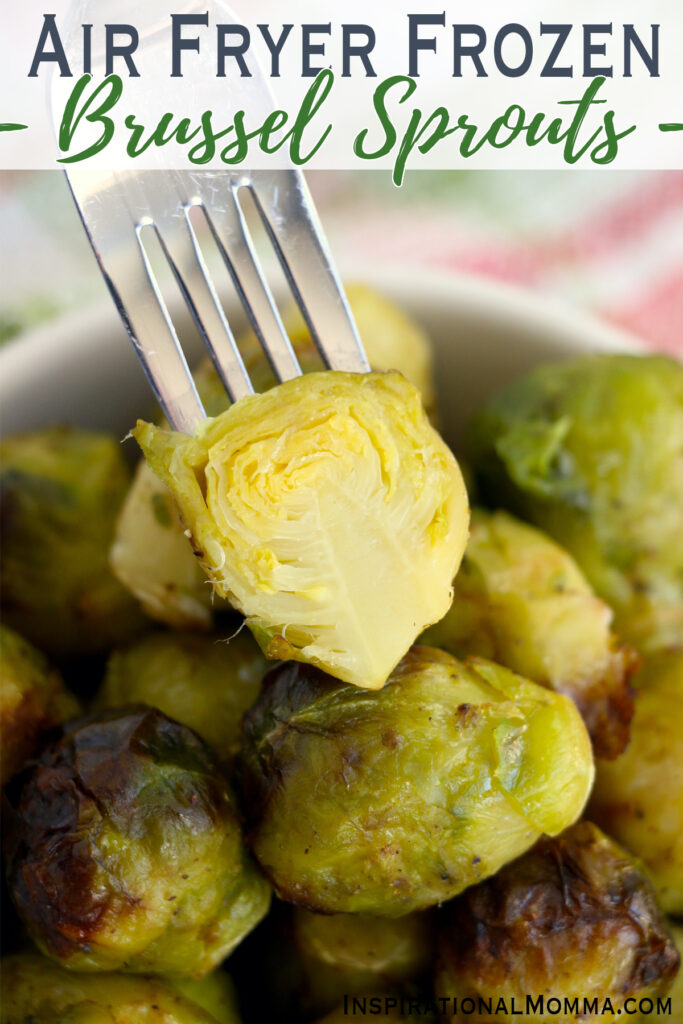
[0, 266, 641, 444]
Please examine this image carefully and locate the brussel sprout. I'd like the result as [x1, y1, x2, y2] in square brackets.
[302, 909, 433, 1019]
[293, 907, 431, 979]
[0, 952, 241, 1023]
[0, 428, 147, 659]
[96, 630, 267, 762]
[422, 509, 637, 758]
[240, 647, 594, 915]
[0, 624, 80, 785]
[434, 821, 680, 1023]
[4, 706, 270, 975]
[251, 906, 433, 1021]
[173, 974, 242, 1024]
[109, 460, 215, 630]
[298, 909, 432, 1018]
[467, 355, 683, 649]
[589, 647, 683, 915]
[135, 372, 469, 690]
[111, 285, 436, 632]
[233, 283, 437, 418]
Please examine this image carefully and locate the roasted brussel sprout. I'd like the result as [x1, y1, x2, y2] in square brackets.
[111, 285, 437, 632]
[240, 646, 594, 915]
[135, 372, 469, 689]
[467, 355, 683, 649]
[234, 283, 437, 418]
[0, 624, 80, 785]
[0, 952, 241, 1023]
[422, 509, 636, 758]
[294, 909, 432, 1018]
[293, 907, 431, 980]
[96, 630, 267, 763]
[251, 906, 433, 1021]
[590, 647, 683, 915]
[434, 821, 679, 1022]
[0, 428, 147, 659]
[4, 706, 270, 975]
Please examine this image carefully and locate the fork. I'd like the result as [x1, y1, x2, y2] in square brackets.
[64, 168, 370, 435]
[59, 0, 369, 435]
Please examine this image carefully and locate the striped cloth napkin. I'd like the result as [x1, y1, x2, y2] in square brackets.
[311, 169, 683, 356]
[0, 169, 681, 354]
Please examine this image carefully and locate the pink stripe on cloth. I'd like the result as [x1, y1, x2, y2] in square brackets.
[561, 171, 683, 261]
[605, 268, 683, 355]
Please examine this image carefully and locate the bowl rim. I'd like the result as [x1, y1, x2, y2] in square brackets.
[0, 263, 645, 381]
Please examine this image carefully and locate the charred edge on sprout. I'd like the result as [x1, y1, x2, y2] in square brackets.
[560, 643, 640, 761]
[4, 705, 235, 957]
[438, 822, 680, 997]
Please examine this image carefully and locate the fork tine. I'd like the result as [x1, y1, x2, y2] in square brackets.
[151, 199, 254, 405]
[202, 186, 302, 384]
[129, 228, 208, 433]
[66, 170, 206, 435]
[249, 170, 370, 374]
[67, 169, 206, 434]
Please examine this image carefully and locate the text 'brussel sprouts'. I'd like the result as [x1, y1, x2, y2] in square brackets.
[467, 355, 683, 650]
[0, 428, 147, 659]
[422, 509, 636, 758]
[4, 706, 270, 976]
[435, 822, 679, 1023]
[96, 630, 267, 763]
[0, 952, 241, 1023]
[240, 646, 593, 916]
[0, 624, 80, 785]
[135, 372, 469, 690]
[590, 647, 683, 915]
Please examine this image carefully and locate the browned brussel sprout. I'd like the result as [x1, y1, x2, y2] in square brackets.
[590, 647, 683, 915]
[240, 647, 593, 916]
[0, 428, 147, 659]
[4, 706, 270, 976]
[0, 951, 242, 1023]
[435, 822, 680, 1023]
[422, 510, 637, 758]
[96, 629, 267, 764]
[0, 624, 80, 785]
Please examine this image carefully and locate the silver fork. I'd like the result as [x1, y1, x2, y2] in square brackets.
[58, 0, 369, 434]
[65, 169, 369, 434]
